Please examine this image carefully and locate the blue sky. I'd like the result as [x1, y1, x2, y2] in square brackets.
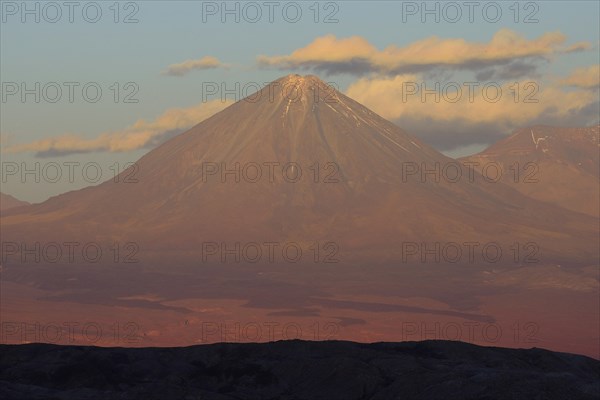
[1, 1, 599, 202]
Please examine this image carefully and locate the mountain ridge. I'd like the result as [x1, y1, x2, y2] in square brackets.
[1, 340, 598, 400]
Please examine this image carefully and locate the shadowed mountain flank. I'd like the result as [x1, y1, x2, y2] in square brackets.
[0, 340, 598, 400]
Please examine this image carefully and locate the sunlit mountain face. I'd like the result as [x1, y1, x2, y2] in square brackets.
[2, 75, 597, 265]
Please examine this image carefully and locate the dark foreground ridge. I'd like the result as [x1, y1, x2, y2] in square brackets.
[1, 340, 598, 400]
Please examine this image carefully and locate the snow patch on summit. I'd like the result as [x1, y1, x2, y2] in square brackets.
[531, 129, 548, 153]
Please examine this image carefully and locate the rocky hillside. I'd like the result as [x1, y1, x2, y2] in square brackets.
[1, 340, 598, 399]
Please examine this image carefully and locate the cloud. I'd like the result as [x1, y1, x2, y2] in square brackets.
[561, 64, 600, 89]
[345, 74, 599, 150]
[474, 60, 541, 81]
[258, 30, 591, 78]
[163, 56, 229, 76]
[4, 100, 232, 157]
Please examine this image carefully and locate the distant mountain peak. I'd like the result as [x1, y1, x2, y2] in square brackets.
[495, 125, 598, 155]
[0, 192, 30, 212]
[462, 124, 600, 216]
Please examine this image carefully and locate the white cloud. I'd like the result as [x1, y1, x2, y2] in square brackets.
[163, 56, 229, 77]
[561, 65, 600, 89]
[258, 30, 591, 76]
[4, 100, 232, 156]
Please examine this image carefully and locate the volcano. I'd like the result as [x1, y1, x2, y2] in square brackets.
[461, 125, 600, 217]
[0, 193, 29, 212]
[1, 75, 597, 265]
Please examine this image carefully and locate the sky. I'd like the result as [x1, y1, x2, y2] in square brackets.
[1, 0, 599, 202]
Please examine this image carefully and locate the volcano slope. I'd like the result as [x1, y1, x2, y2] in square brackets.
[461, 125, 600, 217]
[0, 193, 30, 212]
[1, 75, 598, 266]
